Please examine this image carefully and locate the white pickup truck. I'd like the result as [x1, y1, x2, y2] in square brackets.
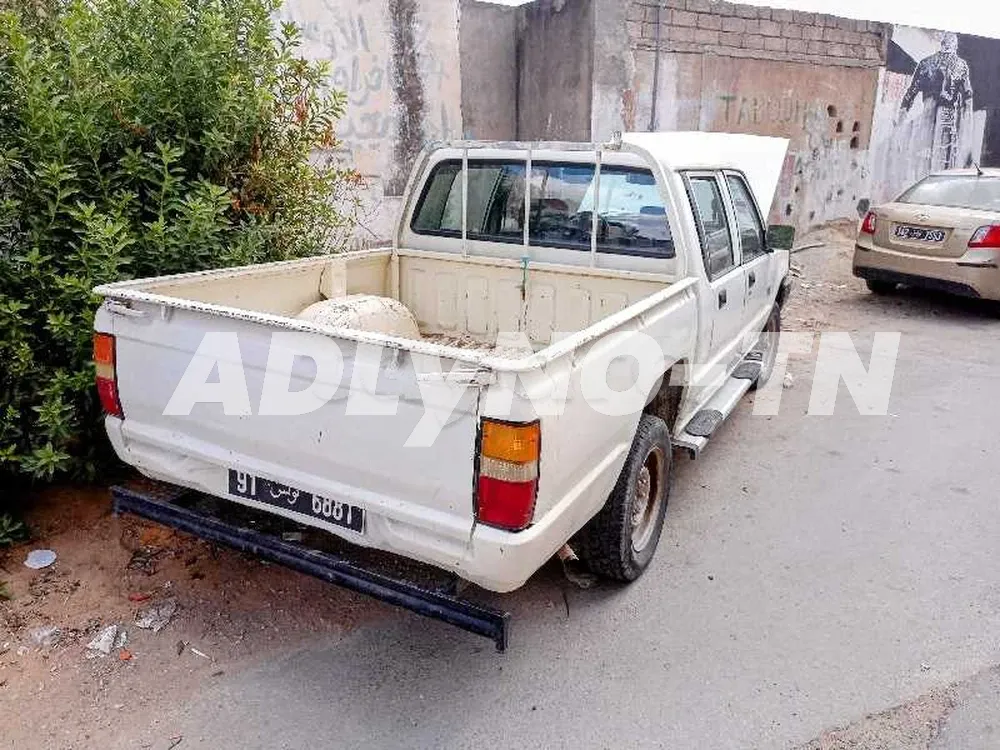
[94, 132, 791, 598]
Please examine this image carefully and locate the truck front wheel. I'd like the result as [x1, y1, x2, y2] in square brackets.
[576, 414, 672, 582]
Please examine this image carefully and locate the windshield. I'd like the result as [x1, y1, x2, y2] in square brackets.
[898, 175, 1000, 211]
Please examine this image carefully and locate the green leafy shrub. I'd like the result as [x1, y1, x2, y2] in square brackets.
[0, 0, 359, 484]
[0, 513, 26, 546]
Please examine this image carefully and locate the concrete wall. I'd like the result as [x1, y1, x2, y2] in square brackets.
[277, 0, 463, 243]
[516, 0, 595, 141]
[460, 1, 518, 140]
[586, 0, 887, 228]
[274, 0, 1000, 243]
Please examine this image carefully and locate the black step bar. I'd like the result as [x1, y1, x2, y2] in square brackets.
[111, 485, 511, 652]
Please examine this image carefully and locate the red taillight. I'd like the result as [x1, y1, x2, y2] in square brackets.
[475, 419, 540, 532]
[477, 476, 537, 531]
[860, 210, 877, 235]
[968, 225, 1000, 248]
[93, 332, 123, 418]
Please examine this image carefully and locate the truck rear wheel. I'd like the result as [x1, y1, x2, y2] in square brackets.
[750, 305, 781, 391]
[576, 414, 671, 582]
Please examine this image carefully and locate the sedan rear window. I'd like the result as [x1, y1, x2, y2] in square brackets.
[898, 175, 1000, 211]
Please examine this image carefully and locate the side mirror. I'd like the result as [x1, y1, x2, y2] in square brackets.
[766, 224, 795, 251]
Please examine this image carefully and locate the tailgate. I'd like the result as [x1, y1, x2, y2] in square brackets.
[104, 302, 481, 566]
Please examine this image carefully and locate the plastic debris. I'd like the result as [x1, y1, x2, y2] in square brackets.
[783, 372, 795, 389]
[135, 597, 177, 633]
[119, 648, 133, 662]
[29, 625, 62, 649]
[24, 549, 57, 570]
[86, 625, 120, 656]
[114, 628, 128, 649]
[128, 592, 151, 603]
[189, 646, 211, 660]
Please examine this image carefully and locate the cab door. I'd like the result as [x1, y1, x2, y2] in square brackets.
[685, 172, 745, 369]
[723, 170, 773, 347]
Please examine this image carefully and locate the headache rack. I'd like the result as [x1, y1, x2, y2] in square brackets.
[111, 482, 511, 652]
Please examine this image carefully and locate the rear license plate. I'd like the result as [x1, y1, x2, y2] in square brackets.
[227, 470, 364, 534]
[894, 225, 946, 242]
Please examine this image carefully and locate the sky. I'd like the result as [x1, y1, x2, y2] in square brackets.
[482, 0, 1000, 40]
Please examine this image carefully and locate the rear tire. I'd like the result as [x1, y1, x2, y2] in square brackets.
[750, 305, 781, 391]
[576, 414, 671, 582]
[866, 278, 896, 295]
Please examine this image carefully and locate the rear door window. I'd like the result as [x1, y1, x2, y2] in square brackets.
[686, 174, 735, 279]
[725, 173, 766, 261]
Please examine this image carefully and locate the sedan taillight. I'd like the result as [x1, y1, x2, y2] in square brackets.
[968, 225, 1000, 248]
[860, 210, 877, 235]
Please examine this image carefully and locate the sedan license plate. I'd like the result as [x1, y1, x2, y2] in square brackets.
[894, 224, 946, 242]
[227, 470, 364, 533]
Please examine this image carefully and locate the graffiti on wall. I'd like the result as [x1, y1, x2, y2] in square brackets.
[869, 26, 1000, 203]
[689, 55, 877, 230]
[716, 94, 821, 132]
[276, 0, 462, 239]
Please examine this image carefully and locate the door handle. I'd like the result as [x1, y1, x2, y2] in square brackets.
[748, 271, 756, 288]
[718, 289, 727, 308]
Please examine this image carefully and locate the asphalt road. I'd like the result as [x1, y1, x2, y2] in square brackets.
[121, 281, 1000, 750]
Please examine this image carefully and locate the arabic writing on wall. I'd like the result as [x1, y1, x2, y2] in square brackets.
[277, 1, 459, 178]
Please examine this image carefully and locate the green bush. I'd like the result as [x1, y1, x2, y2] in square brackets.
[0, 0, 359, 485]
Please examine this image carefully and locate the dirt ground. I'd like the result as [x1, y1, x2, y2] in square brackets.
[0, 221, 925, 750]
[1, 486, 384, 750]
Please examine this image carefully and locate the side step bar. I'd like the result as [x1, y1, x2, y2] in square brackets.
[111, 485, 511, 652]
[673, 368, 755, 458]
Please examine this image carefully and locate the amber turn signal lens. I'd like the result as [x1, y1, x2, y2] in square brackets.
[480, 420, 540, 464]
[93, 333, 115, 365]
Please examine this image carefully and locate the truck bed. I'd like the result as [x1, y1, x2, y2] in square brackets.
[98, 247, 675, 361]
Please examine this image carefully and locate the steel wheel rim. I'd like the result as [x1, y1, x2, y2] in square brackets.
[631, 445, 665, 553]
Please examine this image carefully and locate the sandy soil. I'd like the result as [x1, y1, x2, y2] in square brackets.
[783, 220, 870, 333]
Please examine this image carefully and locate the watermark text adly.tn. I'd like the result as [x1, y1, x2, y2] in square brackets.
[161, 330, 902, 447]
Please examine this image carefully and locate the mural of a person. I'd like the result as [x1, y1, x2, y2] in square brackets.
[899, 32, 974, 170]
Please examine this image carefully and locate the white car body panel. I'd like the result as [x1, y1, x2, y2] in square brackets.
[94, 133, 789, 592]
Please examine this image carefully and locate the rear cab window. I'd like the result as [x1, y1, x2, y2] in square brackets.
[410, 158, 675, 260]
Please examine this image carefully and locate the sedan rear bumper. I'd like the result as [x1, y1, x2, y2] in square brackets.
[852, 243, 1000, 300]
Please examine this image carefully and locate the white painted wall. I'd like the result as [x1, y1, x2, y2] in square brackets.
[277, 0, 464, 244]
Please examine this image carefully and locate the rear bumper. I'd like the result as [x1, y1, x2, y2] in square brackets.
[853, 242, 1000, 300]
[105, 417, 622, 593]
[111, 483, 511, 651]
